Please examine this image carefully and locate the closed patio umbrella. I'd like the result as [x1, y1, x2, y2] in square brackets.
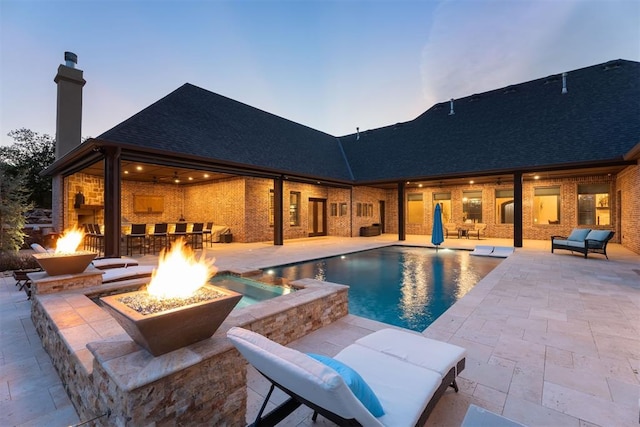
[431, 204, 444, 251]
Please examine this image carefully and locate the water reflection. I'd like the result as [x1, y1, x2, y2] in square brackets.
[267, 246, 502, 331]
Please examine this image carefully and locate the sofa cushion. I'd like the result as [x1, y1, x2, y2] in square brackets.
[566, 240, 586, 249]
[308, 353, 384, 417]
[585, 230, 611, 242]
[567, 228, 591, 241]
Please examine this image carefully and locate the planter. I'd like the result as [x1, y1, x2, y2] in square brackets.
[32, 251, 96, 276]
[100, 284, 242, 356]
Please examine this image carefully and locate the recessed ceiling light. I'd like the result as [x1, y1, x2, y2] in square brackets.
[136, 166, 143, 171]
[188, 177, 193, 181]
[418, 184, 423, 188]
[469, 180, 474, 184]
[534, 175, 540, 180]
[203, 174, 209, 178]
[124, 170, 129, 174]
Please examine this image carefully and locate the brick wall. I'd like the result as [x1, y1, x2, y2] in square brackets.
[327, 188, 352, 237]
[618, 163, 640, 254]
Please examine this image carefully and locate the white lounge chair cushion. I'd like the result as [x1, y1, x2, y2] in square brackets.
[92, 257, 139, 269]
[354, 328, 466, 376]
[100, 265, 154, 283]
[227, 327, 381, 425]
[335, 344, 441, 427]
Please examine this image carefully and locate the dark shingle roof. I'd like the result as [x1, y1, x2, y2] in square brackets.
[99, 84, 353, 181]
[340, 59, 640, 182]
[99, 60, 639, 184]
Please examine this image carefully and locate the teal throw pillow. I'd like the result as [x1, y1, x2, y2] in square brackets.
[307, 353, 385, 417]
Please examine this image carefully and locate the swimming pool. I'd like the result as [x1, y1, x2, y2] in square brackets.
[211, 275, 295, 309]
[265, 246, 502, 331]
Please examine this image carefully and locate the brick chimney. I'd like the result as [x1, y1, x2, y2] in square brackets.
[54, 52, 85, 159]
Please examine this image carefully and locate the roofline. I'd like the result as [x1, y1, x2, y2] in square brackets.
[42, 137, 354, 188]
[624, 142, 640, 161]
[352, 158, 636, 187]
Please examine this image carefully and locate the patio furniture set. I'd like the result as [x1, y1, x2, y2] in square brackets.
[444, 222, 487, 239]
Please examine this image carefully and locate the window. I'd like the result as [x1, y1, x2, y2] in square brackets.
[534, 186, 560, 224]
[339, 203, 347, 216]
[269, 190, 274, 227]
[289, 192, 300, 226]
[462, 191, 482, 222]
[356, 203, 362, 217]
[578, 184, 610, 225]
[433, 192, 451, 223]
[495, 189, 514, 224]
[407, 193, 424, 224]
[330, 203, 337, 216]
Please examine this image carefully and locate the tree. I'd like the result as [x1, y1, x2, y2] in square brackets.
[0, 162, 32, 252]
[0, 129, 55, 208]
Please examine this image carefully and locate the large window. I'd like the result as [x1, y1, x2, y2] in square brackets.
[495, 189, 514, 224]
[578, 184, 610, 225]
[289, 192, 301, 226]
[462, 191, 482, 222]
[534, 186, 560, 224]
[407, 193, 424, 224]
[433, 192, 451, 223]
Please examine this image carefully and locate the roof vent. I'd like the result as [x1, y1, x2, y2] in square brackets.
[356, 127, 360, 141]
[561, 72, 568, 94]
[449, 98, 455, 115]
[64, 51, 77, 68]
[603, 60, 622, 71]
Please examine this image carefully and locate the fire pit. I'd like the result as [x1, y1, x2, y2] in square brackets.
[33, 227, 96, 276]
[100, 239, 241, 356]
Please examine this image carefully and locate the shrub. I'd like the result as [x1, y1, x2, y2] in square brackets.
[0, 251, 39, 272]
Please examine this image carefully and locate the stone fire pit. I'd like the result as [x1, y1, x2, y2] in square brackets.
[100, 284, 242, 356]
[32, 251, 96, 276]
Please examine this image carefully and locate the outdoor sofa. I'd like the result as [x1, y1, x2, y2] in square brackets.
[551, 228, 614, 259]
[227, 326, 466, 426]
[359, 224, 382, 237]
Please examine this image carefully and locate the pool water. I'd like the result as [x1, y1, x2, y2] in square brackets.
[210, 275, 294, 309]
[265, 246, 502, 332]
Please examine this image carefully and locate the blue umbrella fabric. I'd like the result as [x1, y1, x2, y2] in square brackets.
[431, 203, 444, 249]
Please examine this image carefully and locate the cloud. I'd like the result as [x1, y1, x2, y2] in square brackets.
[419, 0, 639, 106]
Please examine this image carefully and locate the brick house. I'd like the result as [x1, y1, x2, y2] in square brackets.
[44, 55, 640, 256]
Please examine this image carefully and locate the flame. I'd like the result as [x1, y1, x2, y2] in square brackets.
[55, 227, 85, 254]
[146, 239, 217, 299]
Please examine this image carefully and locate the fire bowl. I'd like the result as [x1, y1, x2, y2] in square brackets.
[100, 284, 242, 356]
[33, 251, 97, 276]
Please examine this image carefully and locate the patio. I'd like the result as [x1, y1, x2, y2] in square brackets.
[1, 235, 639, 426]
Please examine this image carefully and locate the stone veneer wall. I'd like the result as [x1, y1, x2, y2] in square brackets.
[65, 173, 105, 227]
[618, 163, 640, 254]
[31, 277, 348, 425]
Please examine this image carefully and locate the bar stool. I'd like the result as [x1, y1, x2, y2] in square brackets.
[126, 224, 147, 255]
[202, 222, 213, 247]
[169, 222, 187, 244]
[149, 223, 169, 254]
[189, 223, 204, 249]
[93, 224, 104, 256]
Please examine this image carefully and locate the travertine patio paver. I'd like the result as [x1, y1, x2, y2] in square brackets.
[1, 235, 639, 426]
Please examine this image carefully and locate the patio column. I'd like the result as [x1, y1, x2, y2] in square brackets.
[513, 171, 523, 248]
[398, 182, 406, 241]
[273, 176, 283, 245]
[104, 147, 122, 257]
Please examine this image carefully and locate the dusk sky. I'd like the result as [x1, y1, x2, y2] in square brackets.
[1, 0, 639, 147]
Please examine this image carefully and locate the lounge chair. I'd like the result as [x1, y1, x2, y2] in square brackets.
[30, 243, 53, 253]
[444, 223, 458, 238]
[100, 265, 155, 283]
[467, 223, 486, 240]
[91, 257, 139, 270]
[551, 228, 614, 259]
[227, 326, 466, 427]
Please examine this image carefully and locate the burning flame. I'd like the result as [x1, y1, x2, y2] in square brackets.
[55, 227, 85, 254]
[146, 239, 217, 299]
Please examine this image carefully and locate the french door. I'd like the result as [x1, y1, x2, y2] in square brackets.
[308, 198, 327, 237]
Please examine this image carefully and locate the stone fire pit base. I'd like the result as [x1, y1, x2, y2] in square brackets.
[31, 276, 349, 425]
